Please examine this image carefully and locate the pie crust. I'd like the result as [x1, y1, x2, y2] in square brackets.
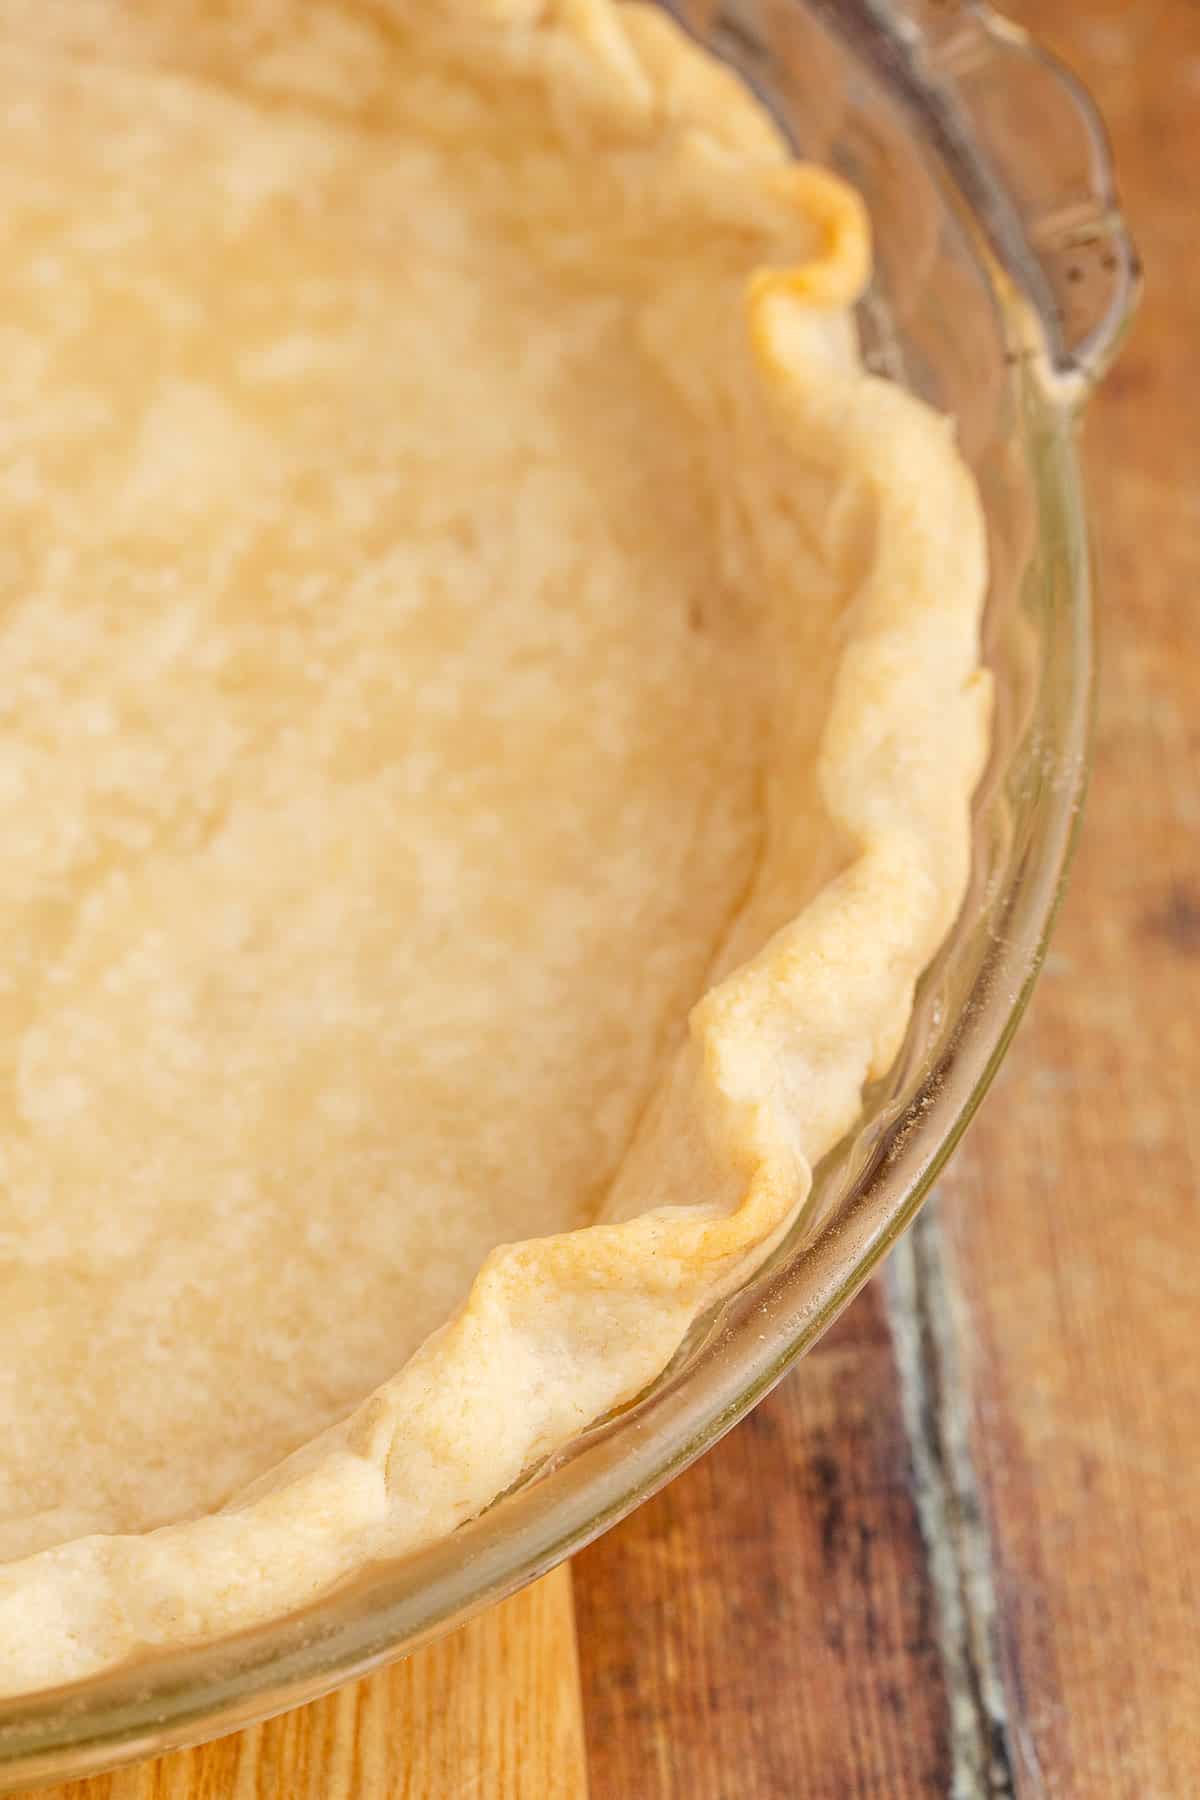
[0, 0, 990, 1693]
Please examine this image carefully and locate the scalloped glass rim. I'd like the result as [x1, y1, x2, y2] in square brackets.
[799, 0, 1140, 390]
[0, 0, 1132, 1784]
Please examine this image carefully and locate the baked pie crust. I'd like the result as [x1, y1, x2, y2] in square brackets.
[0, 0, 989, 1692]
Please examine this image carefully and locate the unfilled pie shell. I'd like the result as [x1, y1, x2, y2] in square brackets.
[0, 0, 989, 1693]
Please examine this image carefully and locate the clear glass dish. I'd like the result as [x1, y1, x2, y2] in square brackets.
[0, 0, 1137, 1786]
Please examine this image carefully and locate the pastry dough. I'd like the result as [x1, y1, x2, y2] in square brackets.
[0, 0, 989, 1692]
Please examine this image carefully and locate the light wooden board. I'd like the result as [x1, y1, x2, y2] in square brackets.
[29, 1567, 587, 1800]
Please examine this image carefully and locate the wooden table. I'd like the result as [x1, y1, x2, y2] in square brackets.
[27, 2, 1197, 1795]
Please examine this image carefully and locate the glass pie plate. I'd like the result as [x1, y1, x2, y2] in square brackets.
[0, 0, 1137, 1786]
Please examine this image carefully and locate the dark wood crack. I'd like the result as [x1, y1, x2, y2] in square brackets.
[887, 1207, 1025, 1799]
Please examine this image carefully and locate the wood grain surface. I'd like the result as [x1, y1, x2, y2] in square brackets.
[577, 1, 1199, 1794]
[576, 1286, 955, 1797]
[28, 1568, 587, 1800]
[13, 4, 1195, 1797]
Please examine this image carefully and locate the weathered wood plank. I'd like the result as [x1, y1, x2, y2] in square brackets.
[931, 2, 1200, 1793]
[578, 8, 1200, 1795]
[575, 1290, 952, 1799]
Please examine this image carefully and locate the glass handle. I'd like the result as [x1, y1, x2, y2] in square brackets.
[678, 0, 1139, 393]
[883, 0, 1141, 395]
